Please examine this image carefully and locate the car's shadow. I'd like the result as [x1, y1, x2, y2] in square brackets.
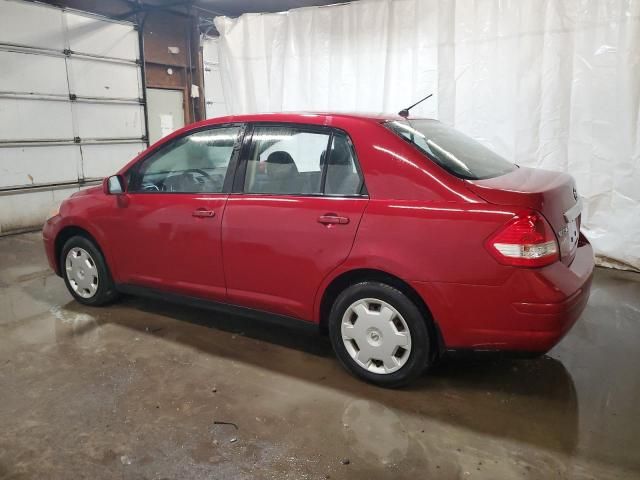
[60, 293, 579, 457]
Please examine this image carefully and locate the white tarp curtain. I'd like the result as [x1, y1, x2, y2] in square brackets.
[214, 0, 640, 270]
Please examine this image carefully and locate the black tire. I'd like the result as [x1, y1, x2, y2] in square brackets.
[60, 235, 119, 306]
[328, 281, 432, 388]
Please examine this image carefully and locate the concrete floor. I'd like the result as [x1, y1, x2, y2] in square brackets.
[0, 233, 639, 480]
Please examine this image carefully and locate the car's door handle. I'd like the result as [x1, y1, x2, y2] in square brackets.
[318, 214, 350, 225]
[192, 209, 216, 218]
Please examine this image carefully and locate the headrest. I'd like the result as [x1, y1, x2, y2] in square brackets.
[266, 151, 295, 166]
[320, 139, 352, 167]
[329, 139, 352, 165]
[265, 151, 298, 178]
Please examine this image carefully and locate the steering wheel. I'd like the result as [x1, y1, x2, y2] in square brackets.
[141, 183, 160, 191]
[182, 168, 213, 182]
[159, 168, 224, 192]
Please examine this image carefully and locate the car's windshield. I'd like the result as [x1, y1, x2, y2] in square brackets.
[385, 119, 517, 180]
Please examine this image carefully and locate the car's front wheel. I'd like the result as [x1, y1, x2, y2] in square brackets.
[61, 235, 119, 306]
[328, 281, 432, 388]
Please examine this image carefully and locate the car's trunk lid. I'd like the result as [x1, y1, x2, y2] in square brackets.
[465, 166, 582, 265]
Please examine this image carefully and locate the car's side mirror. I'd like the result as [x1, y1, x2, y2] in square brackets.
[104, 175, 124, 195]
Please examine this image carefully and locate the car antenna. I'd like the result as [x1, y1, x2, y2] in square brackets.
[398, 93, 433, 118]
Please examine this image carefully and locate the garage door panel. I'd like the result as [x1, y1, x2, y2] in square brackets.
[0, 145, 80, 188]
[65, 12, 138, 61]
[0, 186, 80, 234]
[0, 0, 64, 50]
[0, 51, 68, 95]
[69, 57, 140, 99]
[81, 142, 144, 179]
[203, 38, 219, 63]
[0, 98, 73, 141]
[74, 103, 144, 140]
[206, 101, 228, 117]
[203, 38, 228, 118]
[0, 0, 146, 235]
[205, 66, 226, 103]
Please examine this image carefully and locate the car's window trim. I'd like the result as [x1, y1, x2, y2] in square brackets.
[319, 132, 333, 195]
[232, 121, 368, 198]
[125, 122, 247, 195]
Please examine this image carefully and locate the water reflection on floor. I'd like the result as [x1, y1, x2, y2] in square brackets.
[0, 233, 638, 479]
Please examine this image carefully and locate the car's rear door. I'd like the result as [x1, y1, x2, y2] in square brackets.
[111, 124, 244, 300]
[221, 123, 368, 320]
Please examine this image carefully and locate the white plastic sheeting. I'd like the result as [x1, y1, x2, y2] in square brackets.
[214, 0, 640, 270]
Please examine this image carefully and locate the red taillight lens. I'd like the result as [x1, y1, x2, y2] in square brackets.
[485, 212, 559, 267]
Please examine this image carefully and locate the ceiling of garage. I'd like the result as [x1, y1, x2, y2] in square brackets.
[194, 0, 349, 17]
[44, 0, 353, 20]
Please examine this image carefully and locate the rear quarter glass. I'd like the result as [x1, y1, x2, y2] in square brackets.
[385, 120, 517, 180]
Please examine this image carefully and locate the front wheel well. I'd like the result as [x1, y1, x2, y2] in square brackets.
[54, 226, 102, 275]
[319, 268, 444, 359]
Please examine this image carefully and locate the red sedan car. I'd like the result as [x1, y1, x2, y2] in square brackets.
[43, 113, 594, 387]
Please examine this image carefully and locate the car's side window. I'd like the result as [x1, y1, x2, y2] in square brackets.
[323, 134, 363, 195]
[129, 125, 241, 193]
[243, 126, 330, 195]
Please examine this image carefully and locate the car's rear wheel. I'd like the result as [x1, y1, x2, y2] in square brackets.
[328, 281, 431, 388]
[61, 235, 119, 306]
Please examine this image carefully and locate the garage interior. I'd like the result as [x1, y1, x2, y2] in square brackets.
[0, 0, 639, 479]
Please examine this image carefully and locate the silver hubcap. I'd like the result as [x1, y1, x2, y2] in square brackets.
[341, 298, 412, 374]
[65, 247, 99, 299]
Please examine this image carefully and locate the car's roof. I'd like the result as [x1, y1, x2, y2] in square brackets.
[192, 111, 431, 126]
[153, 112, 437, 153]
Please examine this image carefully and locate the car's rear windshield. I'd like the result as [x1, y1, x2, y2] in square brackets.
[385, 119, 517, 180]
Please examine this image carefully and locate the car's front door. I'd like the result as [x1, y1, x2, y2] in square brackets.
[112, 124, 243, 300]
[222, 123, 368, 320]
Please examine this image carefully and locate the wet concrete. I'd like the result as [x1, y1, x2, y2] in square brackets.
[0, 232, 639, 480]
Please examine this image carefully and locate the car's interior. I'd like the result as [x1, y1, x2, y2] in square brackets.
[134, 128, 238, 193]
[322, 136, 362, 195]
[244, 131, 362, 195]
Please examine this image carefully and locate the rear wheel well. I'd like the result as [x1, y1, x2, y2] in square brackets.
[319, 269, 444, 358]
[54, 227, 102, 275]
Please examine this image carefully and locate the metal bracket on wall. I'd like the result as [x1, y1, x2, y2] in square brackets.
[69, 93, 77, 101]
[73, 137, 81, 144]
[63, 48, 73, 56]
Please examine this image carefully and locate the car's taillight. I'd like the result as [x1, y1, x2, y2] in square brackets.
[485, 212, 559, 267]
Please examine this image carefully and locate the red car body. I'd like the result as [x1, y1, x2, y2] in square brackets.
[43, 112, 594, 354]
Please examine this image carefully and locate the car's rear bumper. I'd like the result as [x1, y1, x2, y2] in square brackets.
[413, 237, 595, 353]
